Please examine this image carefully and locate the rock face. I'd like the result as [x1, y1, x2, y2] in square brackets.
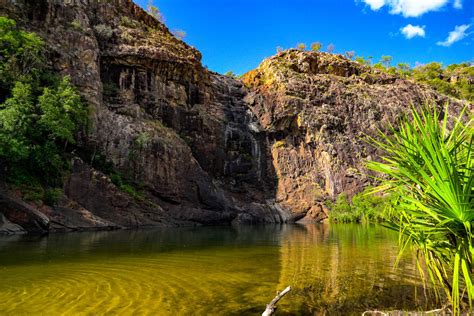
[242, 50, 466, 220]
[0, 1, 468, 233]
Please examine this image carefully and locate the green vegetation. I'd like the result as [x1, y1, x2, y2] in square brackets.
[297, 42, 306, 50]
[367, 105, 473, 314]
[147, 0, 164, 22]
[412, 62, 474, 101]
[327, 187, 392, 223]
[94, 24, 114, 40]
[0, 17, 87, 202]
[109, 171, 145, 202]
[224, 70, 237, 79]
[69, 20, 84, 32]
[381, 55, 392, 68]
[355, 54, 473, 101]
[120, 16, 140, 29]
[310, 42, 322, 52]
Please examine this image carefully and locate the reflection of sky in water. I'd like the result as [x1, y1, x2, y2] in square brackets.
[0, 224, 437, 315]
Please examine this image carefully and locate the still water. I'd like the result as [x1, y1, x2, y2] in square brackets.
[0, 224, 437, 315]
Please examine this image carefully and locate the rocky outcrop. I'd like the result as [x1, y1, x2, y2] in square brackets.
[0, 213, 26, 235]
[0, 0, 292, 233]
[242, 50, 468, 220]
[0, 1, 468, 233]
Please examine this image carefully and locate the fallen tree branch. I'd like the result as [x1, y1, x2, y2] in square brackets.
[262, 286, 291, 316]
[362, 306, 451, 316]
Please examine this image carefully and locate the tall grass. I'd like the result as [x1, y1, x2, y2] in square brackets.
[367, 104, 473, 314]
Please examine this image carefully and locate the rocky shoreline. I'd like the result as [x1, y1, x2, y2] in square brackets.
[0, 0, 468, 234]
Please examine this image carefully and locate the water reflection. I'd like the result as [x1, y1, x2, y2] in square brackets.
[276, 224, 432, 314]
[0, 224, 436, 315]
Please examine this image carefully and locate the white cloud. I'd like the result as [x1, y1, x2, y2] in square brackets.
[401, 24, 426, 39]
[437, 24, 471, 47]
[389, 0, 448, 17]
[363, 0, 385, 10]
[361, 0, 458, 17]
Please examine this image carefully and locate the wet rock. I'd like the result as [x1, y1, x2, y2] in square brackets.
[0, 193, 50, 234]
[0, 213, 26, 235]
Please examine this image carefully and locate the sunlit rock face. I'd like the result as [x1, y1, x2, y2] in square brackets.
[0, 1, 468, 232]
[242, 49, 467, 220]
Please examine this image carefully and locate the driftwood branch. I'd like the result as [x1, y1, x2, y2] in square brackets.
[362, 307, 451, 316]
[262, 286, 291, 316]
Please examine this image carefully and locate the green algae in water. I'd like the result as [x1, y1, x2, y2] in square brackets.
[0, 224, 437, 315]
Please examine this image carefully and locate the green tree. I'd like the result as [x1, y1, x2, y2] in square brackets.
[397, 63, 411, 78]
[297, 42, 306, 50]
[0, 17, 43, 96]
[146, 0, 164, 22]
[0, 17, 87, 189]
[38, 76, 87, 144]
[355, 56, 368, 65]
[310, 42, 322, 52]
[381, 55, 392, 68]
[224, 70, 237, 79]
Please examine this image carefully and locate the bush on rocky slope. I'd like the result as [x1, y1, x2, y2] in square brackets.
[0, 17, 88, 194]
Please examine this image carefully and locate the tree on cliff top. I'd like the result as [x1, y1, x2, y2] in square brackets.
[310, 42, 322, 52]
[147, 0, 164, 23]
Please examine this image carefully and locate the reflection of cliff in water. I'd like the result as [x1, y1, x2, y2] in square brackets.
[0, 224, 439, 314]
[275, 224, 436, 315]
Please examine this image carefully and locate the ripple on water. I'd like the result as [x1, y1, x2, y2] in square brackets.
[0, 224, 437, 315]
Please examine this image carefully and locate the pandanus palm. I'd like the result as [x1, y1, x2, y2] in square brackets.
[367, 104, 473, 314]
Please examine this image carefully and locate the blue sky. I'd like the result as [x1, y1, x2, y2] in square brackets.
[135, 0, 474, 75]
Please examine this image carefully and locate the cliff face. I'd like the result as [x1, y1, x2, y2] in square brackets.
[241, 50, 466, 221]
[0, 1, 468, 233]
[0, 0, 289, 233]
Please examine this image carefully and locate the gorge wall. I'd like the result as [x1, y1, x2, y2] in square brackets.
[0, 0, 468, 233]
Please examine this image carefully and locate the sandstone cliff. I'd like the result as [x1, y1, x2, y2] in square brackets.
[242, 50, 468, 221]
[0, 0, 468, 233]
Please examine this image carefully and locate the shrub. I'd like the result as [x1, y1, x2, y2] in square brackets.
[94, 24, 114, 39]
[224, 70, 237, 79]
[44, 188, 63, 206]
[367, 105, 473, 314]
[69, 20, 84, 32]
[381, 55, 392, 68]
[120, 183, 145, 201]
[310, 42, 322, 52]
[120, 16, 140, 28]
[327, 188, 391, 223]
[146, 0, 164, 22]
[297, 43, 306, 50]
